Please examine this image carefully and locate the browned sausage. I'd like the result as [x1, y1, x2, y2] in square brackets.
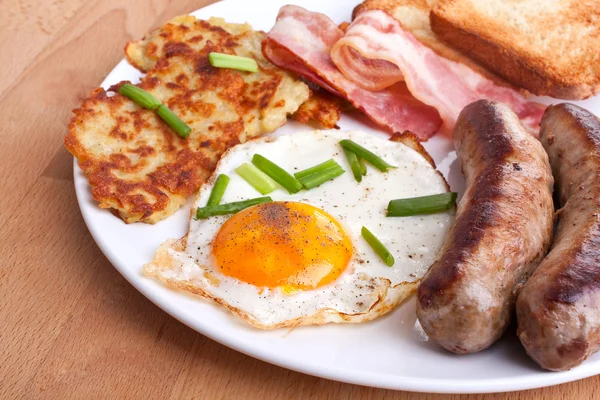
[517, 104, 600, 371]
[416, 100, 554, 354]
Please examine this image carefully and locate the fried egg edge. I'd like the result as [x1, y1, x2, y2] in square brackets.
[144, 237, 418, 330]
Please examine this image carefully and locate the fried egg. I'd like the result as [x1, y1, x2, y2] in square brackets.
[144, 130, 454, 329]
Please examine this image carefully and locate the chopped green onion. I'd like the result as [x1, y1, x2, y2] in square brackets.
[118, 84, 191, 138]
[195, 197, 272, 220]
[117, 84, 161, 110]
[343, 148, 363, 183]
[387, 192, 458, 217]
[156, 105, 191, 138]
[294, 159, 345, 189]
[236, 163, 278, 195]
[359, 157, 367, 176]
[297, 165, 345, 189]
[252, 154, 303, 194]
[209, 52, 258, 72]
[294, 159, 340, 180]
[206, 174, 230, 206]
[340, 140, 395, 172]
[361, 226, 395, 267]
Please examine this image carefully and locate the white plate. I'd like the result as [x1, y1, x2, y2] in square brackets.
[74, 0, 600, 393]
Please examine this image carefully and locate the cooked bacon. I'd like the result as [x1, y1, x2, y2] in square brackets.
[263, 5, 442, 140]
[331, 10, 545, 133]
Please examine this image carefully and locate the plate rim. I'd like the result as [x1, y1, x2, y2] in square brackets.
[73, 0, 600, 393]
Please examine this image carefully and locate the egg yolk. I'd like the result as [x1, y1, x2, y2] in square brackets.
[211, 201, 352, 291]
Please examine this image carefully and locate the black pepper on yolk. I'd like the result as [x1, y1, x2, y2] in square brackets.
[211, 201, 353, 291]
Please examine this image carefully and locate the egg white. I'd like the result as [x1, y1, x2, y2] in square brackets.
[145, 130, 454, 328]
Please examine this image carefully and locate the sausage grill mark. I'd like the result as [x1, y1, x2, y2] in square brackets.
[517, 103, 600, 371]
[416, 100, 554, 355]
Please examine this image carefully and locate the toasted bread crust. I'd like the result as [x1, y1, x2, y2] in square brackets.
[431, 1, 600, 100]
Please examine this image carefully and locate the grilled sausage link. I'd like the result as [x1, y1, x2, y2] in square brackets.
[416, 100, 554, 354]
[517, 104, 600, 371]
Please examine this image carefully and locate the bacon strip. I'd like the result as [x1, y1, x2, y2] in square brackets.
[263, 5, 442, 140]
[331, 10, 545, 133]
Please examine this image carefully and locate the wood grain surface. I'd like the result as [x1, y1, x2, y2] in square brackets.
[0, 0, 598, 398]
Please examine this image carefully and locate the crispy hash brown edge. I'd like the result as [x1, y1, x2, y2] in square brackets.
[292, 91, 342, 130]
[65, 87, 215, 224]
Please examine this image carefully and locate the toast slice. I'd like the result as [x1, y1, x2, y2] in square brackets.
[352, 0, 510, 87]
[431, 0, 600, 100]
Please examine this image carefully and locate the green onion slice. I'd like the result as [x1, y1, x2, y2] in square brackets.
[156, 105, 191, 138]
[252, 154, 303, 194]
[236, 163, 278, 195]
[359, 157, 367, 176]
[361, 226, 395, 267]
[294, 159, 340, 180]
[195, 197, 272, 220]
[343, 148, 363, 183]
[206, 174, 230, 206]
[387, 192, 458, 217]
[340, 140, 395, 172]
[117, 84, 161, 110]
[208, 52, 258, 72]
[297, 165, 345, 190]
[118, 84, 191, 138]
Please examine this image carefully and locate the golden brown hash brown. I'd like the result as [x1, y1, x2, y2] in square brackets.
[126, 16, 342, 129]
[292, 91, 342, 129]
[66, 16, 311, 224]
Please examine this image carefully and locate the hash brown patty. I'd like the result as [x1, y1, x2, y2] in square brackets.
[66, 17, 310, 223]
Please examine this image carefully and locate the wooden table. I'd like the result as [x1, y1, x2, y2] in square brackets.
[1, 0, 598, 398]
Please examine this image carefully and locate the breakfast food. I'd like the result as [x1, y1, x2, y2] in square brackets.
[416, 100, 554, 354]
[263, 6, 443, 140]
[144, 130, 454, 328]
[517, 104, 600, 371]
[126, 15, 343, 130]
[430, 0, 600, 100]
[66, 17, 312, 223]
[291, 91, 342, 129]
[332, 6, 544, 133]
[351, 0, 502, 82]
[264, 5, 544, 140]
[65, 0, 600, 376]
